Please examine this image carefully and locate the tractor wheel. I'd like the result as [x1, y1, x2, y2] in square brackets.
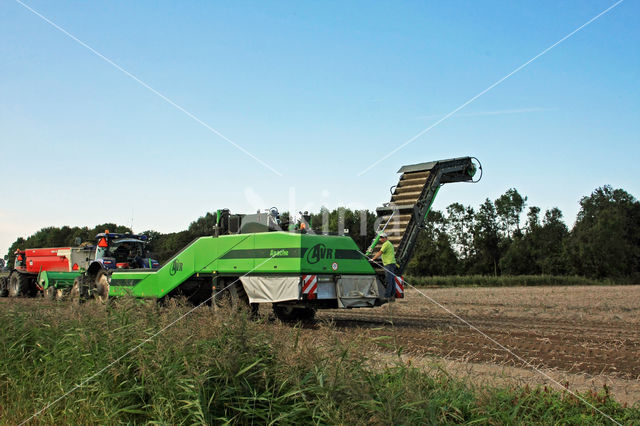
[0, 277, 8, 297]
[94, 270, 110, 303]
[8, 272, 29, 297]
[44, 285, 56, 300]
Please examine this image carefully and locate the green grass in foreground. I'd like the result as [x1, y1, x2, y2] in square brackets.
[0, 300, 637, 424]
[405, 275, 623, 287]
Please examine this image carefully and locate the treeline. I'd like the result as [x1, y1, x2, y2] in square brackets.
[297, 185, 639, 280]
[408, 185, 640, 281]
[5, 185, 639, 281]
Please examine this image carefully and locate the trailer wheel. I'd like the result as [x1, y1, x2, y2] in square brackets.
[55, 288, 65, 301]
[94, 270, 110, 303]
[71, 277, 86, 304]
[44, 285, 56, 300]
[8, 272, 29, 297]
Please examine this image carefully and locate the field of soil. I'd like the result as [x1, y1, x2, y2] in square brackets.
[317, 285, 640, 405]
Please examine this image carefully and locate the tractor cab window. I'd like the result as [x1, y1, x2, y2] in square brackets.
[109, 240, 145, 262]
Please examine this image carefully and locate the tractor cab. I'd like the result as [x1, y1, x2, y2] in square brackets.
[94, 232, 159, 270]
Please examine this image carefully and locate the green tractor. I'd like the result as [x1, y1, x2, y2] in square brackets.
[39, 157, 480, 320]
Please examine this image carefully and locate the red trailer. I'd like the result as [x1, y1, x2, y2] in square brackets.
[21, 248, 74, 274]
[2, 246, 95, 298]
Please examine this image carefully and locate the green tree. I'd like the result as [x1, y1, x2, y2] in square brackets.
[525, 206, 541, 232]
[501, 206, 568, 275]
[566, 185, 640, 279]
[537, 208, 569, 274]
[469, 199, 501, 276]
[307, 208, 376, 252]
[187, 212, 217, 236]
[495, 188, 527, 238]
[499, 235, 535, 275]
[444, 203, 475, 261]
[406, 210, 459, 275]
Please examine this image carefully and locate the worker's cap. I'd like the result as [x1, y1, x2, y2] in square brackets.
[379, 232, 388, 238]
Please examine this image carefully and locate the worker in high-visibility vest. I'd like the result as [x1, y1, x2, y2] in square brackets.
[371, 233, 398, 299]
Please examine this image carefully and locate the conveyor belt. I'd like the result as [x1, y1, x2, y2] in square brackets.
[370, 157, 477, 274]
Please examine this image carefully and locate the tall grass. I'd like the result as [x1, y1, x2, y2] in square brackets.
[0, 299, 637, 424]
[405, 275, 620, 287]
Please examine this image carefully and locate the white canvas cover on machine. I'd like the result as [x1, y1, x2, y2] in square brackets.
[336, 275, 379, 308]
[240, 275, 300, 303]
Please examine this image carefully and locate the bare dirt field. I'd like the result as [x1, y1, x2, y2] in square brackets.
[317, 285, 640, 405]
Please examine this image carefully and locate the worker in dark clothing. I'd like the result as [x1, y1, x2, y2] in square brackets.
[371, 233, 398, 299]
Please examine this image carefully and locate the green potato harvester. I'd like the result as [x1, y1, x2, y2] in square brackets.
[33, 156, 480, 321]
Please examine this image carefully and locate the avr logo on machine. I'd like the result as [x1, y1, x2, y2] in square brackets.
[305, 243, 334, 264]
[169, 259, 183, 276]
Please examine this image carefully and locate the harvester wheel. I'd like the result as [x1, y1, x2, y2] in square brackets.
[8, 272, 28, 297]
[44, 285, 56, 300]
[215, 279, 251, 311]
[296, 307, 316, 322]
[94, 270, 110, 303]
[273, 304, 296, 321]
[273, 305, 316, 322]
[231, 282, 251, 309]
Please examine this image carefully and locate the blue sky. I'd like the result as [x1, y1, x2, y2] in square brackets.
[1, 0, 638, 257]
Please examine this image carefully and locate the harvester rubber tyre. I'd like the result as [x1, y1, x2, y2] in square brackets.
[94, 270, 110, 304]
[8, 273, 28, 297]
[273, 305, 315, 322]
[215, 280, 250, 310]
[296, 307, 316, 322]
[273, 305, 296, 321]
[44, 285, 56, 300]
